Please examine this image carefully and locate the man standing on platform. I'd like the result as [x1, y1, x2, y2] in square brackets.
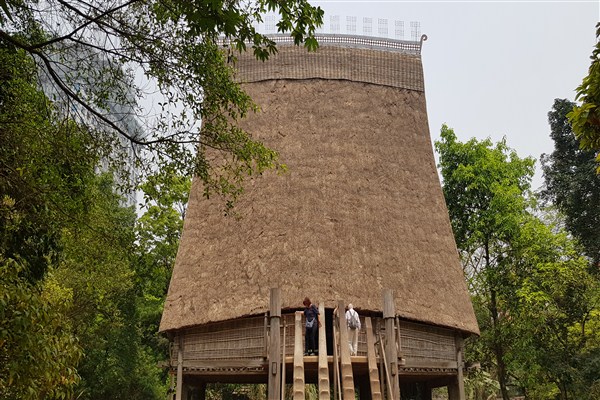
[345, 304, 361, 356]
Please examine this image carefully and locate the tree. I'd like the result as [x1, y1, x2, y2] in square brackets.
[568, 22, 600, 165]
[0, 41, 93, 398]
[542, 98, 600, 267]
[0, 43, 101, 281]
[134, 169, 190, 385]
[508, 216, 600, 400]
[436, 126, 600, 400]
[136, 168, 190, 300]
[0, 0, 323, 203]
[0, 42, 164, 398]
[435, 125, 535, 400]
[49, 173, 160, 400]
[0, 259, 82, 399]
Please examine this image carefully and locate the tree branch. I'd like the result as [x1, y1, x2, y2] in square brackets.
[29, 0, 141, 50]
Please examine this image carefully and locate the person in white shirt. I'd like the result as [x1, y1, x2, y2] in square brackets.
[345, 303, 361, 356]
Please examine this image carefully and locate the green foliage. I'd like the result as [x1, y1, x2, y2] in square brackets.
[435, 125, 535, 254]
[568, 22, 600, 166]
[0, 2, 323, 396]
[0, 40, 86, 400]
[43, 173, 167, 400]
[436, 126, 600, 400]
[0, 44, 101, 281]
[0, 259, 82, 399]
[436, 125, 536, 400]
[205, 383, 267, 399]
[542, 98, 600, 266]
[1, 40, 166, 398]
[0, 0, 324, 205]
[464, 369, 500, 400]
[134, 169, 191, 389]
[508, 217, 600, 399]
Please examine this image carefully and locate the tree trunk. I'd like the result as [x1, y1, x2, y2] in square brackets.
[486, 242, 510, 400]
[490, 288, 510, 400]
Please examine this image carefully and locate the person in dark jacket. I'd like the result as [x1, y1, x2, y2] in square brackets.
[303, 297, 320, 356]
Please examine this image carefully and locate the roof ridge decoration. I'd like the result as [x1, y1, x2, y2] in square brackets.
[259, 33, 428, 56]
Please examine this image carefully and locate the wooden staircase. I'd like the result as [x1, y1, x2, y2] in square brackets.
[287, 302, 384, 400]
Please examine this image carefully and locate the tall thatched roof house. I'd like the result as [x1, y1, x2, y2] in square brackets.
[160, 34, 478, 400]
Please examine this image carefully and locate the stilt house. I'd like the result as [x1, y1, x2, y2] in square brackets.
[160, 33, 480, 400]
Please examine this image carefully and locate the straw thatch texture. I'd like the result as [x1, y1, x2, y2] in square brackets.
[160, 43, 479, 335]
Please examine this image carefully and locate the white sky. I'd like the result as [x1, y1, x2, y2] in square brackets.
[309, 0, 600, 190]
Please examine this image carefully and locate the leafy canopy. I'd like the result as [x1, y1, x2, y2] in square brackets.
[436, 126, 600, 400]
[434, 124, 535, 255]
[568, 22, 600, 167]
[0, 0, 324, 203]
[435, 126, 532, 400]
[542, 98, 600, 266]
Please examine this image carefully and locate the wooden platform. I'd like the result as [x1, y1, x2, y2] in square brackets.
[171, 291, 468, 400]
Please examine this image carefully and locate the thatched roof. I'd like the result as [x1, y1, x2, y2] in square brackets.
[160, 37, 479, 335]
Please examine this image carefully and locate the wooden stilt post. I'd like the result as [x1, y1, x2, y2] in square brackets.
[169, 369, 175, 400]
[318, 302, 330, 400]
[422, 382, 433, 400]
[268, 288, 282, 400]
[181, 384, 189, 400]
[383, 289, 400, 400]
[449, 335, 466, 400]
[337, 300, 356, 400]
[357, 376, 371, 400]
[395, 316, 404, 366]
[281, 318, 287, 400]
[293, 311, 305, 400]
[365, 317, 383, 400]
[379, 332, 394, 400]
[176, 335, 184, 400]
[198, 382, 207, 400]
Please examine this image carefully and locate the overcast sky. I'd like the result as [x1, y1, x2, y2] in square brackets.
[307, 0, 599, 190]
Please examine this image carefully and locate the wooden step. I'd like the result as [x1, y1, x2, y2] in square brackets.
[366, 317, 383, 400]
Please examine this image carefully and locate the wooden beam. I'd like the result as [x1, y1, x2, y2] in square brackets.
[176, 335, 184, 400]
[338, 300, 356, 400]
[365, 317, 383, 400]
[182, 359, 266, 369]
[383, 289, 400, 400]
[448, 335, 466, 400]
[318, 302, 330, 400]
[400, 360, 459, 370]
[268, 288, 281, 400]
[264, 312, 269, 358]
[293, 311, 305, 400]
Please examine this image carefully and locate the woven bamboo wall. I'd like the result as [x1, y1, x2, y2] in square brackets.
[172, 314, 457, 369]
[400, 321, 457, 363]
[172, 316, 266, 363]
